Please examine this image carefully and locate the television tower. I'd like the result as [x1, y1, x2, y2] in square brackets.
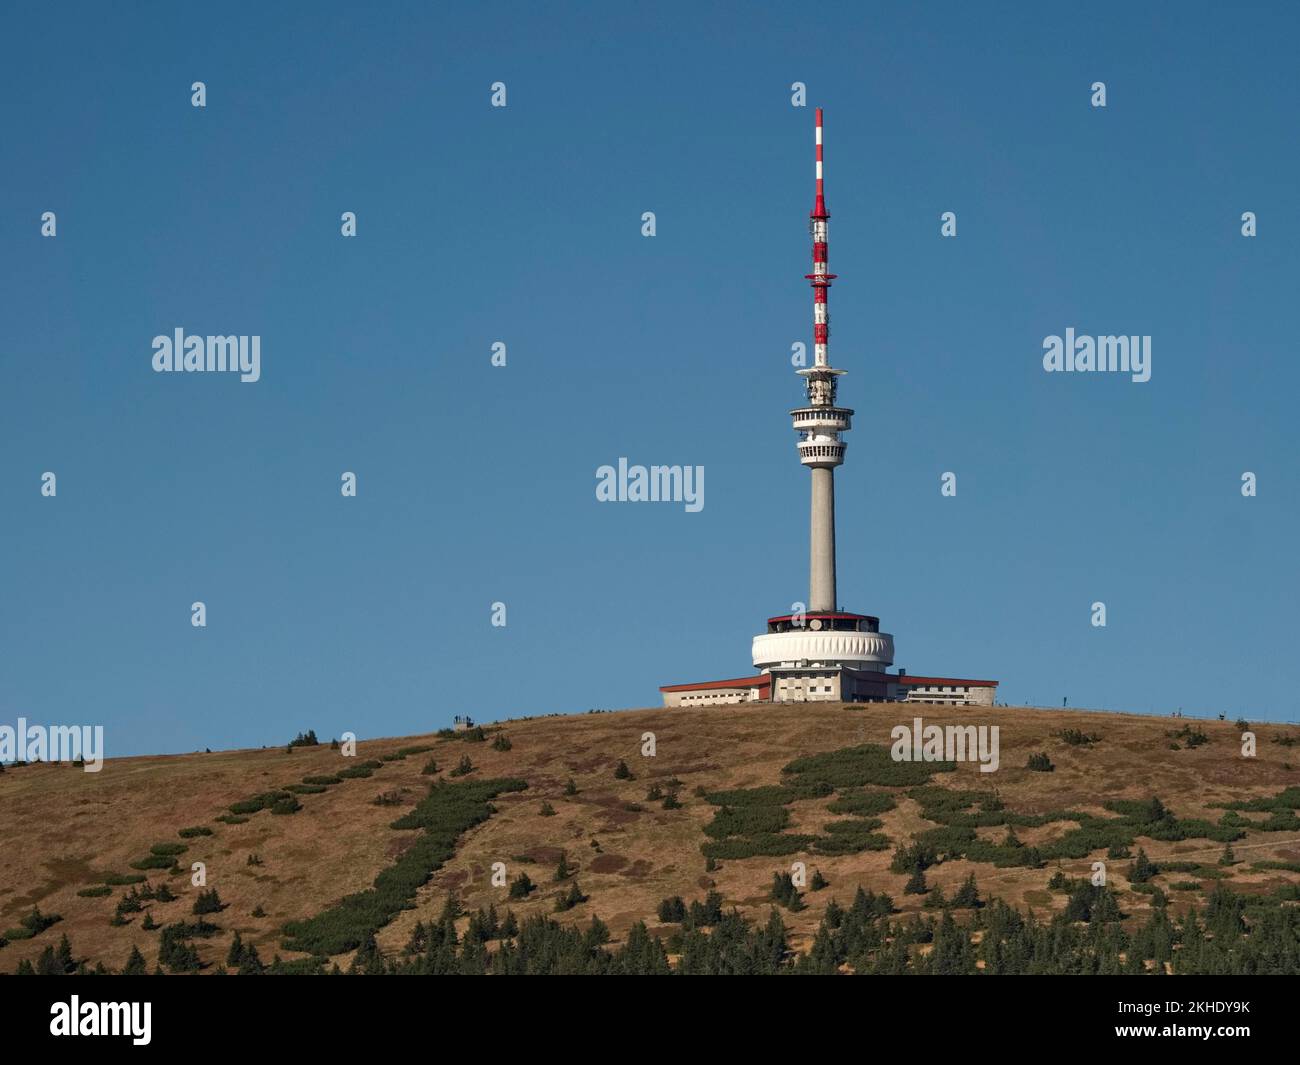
[793, 107, 852, 613]
[660, 105, 1000, 707]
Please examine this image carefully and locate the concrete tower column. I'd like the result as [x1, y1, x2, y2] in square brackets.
[809, 466, 837, 611]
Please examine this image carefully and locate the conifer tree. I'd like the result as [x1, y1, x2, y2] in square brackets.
[122, 945, 148, 976]
[227, 931, 245, 968]
[193, 887, 223, 915]
[1129, 848, 1156, 883]
[237, 943, 265, 975]
[55, 931, 75, 972]
[953, 873, 981, 908]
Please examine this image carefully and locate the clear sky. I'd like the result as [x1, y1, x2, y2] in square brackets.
[2, 1, 1297, 756]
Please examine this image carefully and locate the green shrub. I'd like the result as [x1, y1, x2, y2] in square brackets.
[1026, 752, 1054, 772]
[280, 777, 527, 956]
[814, 819, 890, 855]
[1169, 724, 1209, 748]
[702, 786, 798, 806]
[826, 789, 897, 817]
[3, 907, 60, 941]
[115, 892, 143, 917]
[302, 774, 342, 786]
[77, 885, 113, 898]
[130, 854, 179, 871]
[102, 873, 146, 886]
[193, 888, 223, 915]
[554, 881, 587, 912]
[398, 745, 435, 757]
[891, 842, 939, 873]
[700, 833, 816, 860]
[178, 826, 213, 839]
[1252, 860, 1300, 873]
[657, 896, 687, 923]
[215, 814, 249, 825]
[150, 842, 188, 856]
[438, 725, 487, 742]
[338, 765, 375, 779]
[783, 743, 953, 789]
[704, 805, 790, 839]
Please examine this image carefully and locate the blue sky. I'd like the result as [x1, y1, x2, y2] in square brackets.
[2, 1, 1297, 756]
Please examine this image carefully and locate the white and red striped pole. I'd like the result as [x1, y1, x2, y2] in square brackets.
[808, 107, 836, 370]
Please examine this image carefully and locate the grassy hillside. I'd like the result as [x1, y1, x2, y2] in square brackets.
[2, 702, 1298, 973]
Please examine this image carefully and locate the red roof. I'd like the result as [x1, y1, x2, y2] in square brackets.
[766, 611, 877, 625]
[660, 674, 771, 693]
[895, 675, 998, 687]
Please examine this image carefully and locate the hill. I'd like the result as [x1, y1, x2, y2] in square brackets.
[2, 702, 1298, 974]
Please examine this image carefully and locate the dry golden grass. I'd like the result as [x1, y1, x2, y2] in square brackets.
[1, 702, 1297, 972]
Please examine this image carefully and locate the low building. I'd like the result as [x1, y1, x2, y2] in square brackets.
[660, 675, 771, 707]
[661, 660, 997, 708]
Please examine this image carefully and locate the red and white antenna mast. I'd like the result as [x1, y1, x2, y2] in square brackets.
[808, 105, 836, 369]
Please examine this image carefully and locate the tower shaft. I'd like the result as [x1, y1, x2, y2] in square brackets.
[809, 466, 837, 612]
